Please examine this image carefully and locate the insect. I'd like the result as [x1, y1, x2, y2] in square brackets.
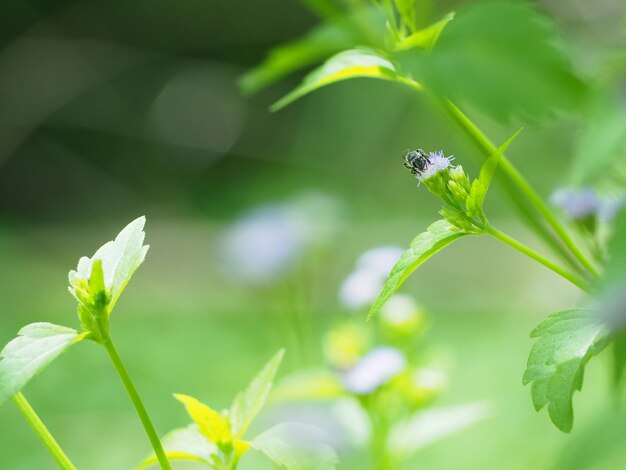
[403, 149, 431, 176]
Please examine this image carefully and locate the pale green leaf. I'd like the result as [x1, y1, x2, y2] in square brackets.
[466, 129, 522, 218]
[250, 423, 338, 470]
[230, 349, 285, 438]
[271, 48, 408, 111]
[369, 220, 472, 318]
[0, 323, 85, 405]
[271, 369, 344, 403]
[136, 425, 217, 469]
[523, 309, 611, 432]
[68, 216, 149, 312]
[393, 0, 416, 31]
[386, 402, 489, 460]
[394, 12, 455, 51]
[174, 394, 232, 446]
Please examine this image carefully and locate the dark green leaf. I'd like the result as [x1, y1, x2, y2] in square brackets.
[404, 2, 588, 121]
[523, 309, 610, 432]
[369, 220, 472, 318]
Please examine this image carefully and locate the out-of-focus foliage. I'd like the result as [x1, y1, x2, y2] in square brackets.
[408, 2, 589, 121]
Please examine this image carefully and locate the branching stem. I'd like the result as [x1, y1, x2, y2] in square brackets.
[485, 225, 593, 294]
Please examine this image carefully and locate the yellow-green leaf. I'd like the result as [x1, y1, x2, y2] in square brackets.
[369, 220, 472, 318]
[394, 12, 455, 51]
[271, 48, 413, 111]
[230, 349, 285, 438]
[466, 129, 522, 219]
[174, 394, 232, 446]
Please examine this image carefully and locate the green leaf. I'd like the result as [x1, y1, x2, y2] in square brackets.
[611, 332, 626, 390]
[523, 309, 611, 432]
[393, 0, 416, 31]
[271, 48, 409, 111]
[406, 2, 588, 121]
[68, 216, 149, 313]
[240, 7, 386, 95]
[394, 12, 455, 51]
[239, 22, 354, 95]
[174, 394, 232, 446]
[466, 129, 523, 218]
[0, 323, 85, 406]
[569, 91, 626, 186]
[369, 220, 472, 318]
[386, 402, 489, 460]
[271, 369, 344, 403]
[230, 349, 285, 438]
[136, 425, 217, 469]
[250, 423, 338, 470]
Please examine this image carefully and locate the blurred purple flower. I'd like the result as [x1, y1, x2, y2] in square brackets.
[219, 192, 345, 285]
[551, 188, 601, 220]
[339, 246, 403, 310]
[342, 347, 407, 394]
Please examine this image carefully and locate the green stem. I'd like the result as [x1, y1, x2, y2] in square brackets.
[102, 338, 172, 470]
[485, 225, 593, 294]
[12, 392, 77, 470]
[441, 99, 600, 279]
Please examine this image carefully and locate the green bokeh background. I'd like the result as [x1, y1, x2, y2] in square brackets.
[1, 0, 625, 468]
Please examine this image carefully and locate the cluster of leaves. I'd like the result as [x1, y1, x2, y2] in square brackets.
[139, 350, 338, 469]
[0, 217, 148, 406]
[0, 218, 338, 469]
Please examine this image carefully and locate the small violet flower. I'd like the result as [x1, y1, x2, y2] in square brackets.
[342, 347, 407, 394]
[417, 151, 454, 182]
[339, 246, 403, 310]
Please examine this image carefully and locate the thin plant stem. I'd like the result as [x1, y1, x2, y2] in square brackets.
[12, 392, 77, 470]
[441, 99, 600, 279]
[102, 338, 172, 470]
[485, 224, 593, 294]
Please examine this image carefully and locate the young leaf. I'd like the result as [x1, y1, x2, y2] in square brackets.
[466, 129, 522, 219]
[174, 394, 232, 446]
[68, 216, 149, 313]
[386, 402, 489, 460]
[0, 323, 85, 405]
[369, 220, 472, 318]
[136, 425, 217, 469]
[393, 0, 416, 31]
[250, 423, 338, 470]
[394, 12, 455, 51]
[230, 349, 285, 438]
[523, 309, 611, 432]
[271, 48, 408, 111]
